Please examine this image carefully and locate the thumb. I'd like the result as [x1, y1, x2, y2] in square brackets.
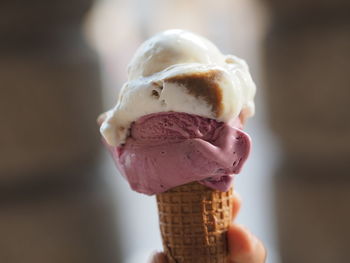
[148, 252, 168, 263]
[228, 224, 266, 263]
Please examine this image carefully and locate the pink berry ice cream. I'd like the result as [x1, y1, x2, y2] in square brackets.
[110, 112, 251, 195]
[99, 29, 256, 195]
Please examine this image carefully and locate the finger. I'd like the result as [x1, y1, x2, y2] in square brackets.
[231, 192, 242, 220]
[228, 224, 266, 263]
[97, 112, 107, 126]
[148, 252, 168, 263]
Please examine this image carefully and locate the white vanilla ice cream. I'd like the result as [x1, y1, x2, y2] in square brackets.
[100, 29, 256, 146]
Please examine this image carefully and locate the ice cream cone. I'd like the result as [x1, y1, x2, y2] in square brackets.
[98, 30, 255, 262]
[156, 182, 233, 263]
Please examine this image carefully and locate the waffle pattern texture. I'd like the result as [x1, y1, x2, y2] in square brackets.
[156, 182, 233, 263]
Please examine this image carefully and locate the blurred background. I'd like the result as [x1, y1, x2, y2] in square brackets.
[1, 0, 349, 263]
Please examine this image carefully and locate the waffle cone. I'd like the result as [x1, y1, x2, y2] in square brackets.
[156, 182, 233, 263]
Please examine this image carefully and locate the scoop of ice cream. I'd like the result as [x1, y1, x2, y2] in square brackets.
[127, 29, 225, 80]
[100, 29, 256, 146]
[109, 112, 251, 195]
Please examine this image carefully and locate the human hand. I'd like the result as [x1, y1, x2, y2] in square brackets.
[149, 192, 266, 263]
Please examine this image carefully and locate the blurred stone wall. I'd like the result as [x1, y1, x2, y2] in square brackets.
[262, 0, 350, 262]
[0, 1, 121, 262]
[0, 0, 101, 180]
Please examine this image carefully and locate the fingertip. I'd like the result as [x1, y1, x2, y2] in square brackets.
[97, 112, 107, 126]
[231, 192, 242, 220]
[233, 191, 242, 202]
